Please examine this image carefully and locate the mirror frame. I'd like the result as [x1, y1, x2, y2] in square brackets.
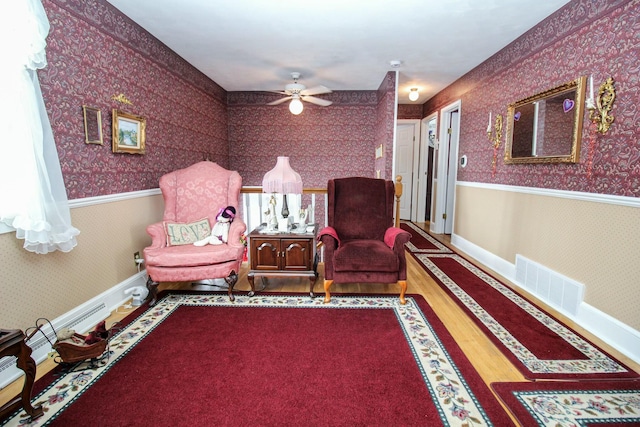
[83, 105, 103, 145]
[504, 76, 586, 164]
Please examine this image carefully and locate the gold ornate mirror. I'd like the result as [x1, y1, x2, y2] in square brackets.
[504, 76, 586, 164]
[83, 106, 103, 145]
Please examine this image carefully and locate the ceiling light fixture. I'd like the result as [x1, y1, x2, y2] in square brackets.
[409, 88, 419, 102]
[289, 96, 303, 115]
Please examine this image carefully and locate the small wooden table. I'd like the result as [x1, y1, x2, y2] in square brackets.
[0, 329, 43, 422]
[247, 223, 319, 297]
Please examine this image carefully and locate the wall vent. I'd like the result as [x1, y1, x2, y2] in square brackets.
[515, 254, 584, 317]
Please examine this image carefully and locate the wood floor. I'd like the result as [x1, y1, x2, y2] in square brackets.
[2, 222, 639, 425]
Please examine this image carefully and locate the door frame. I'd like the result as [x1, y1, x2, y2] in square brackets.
[431, 100, 461, 234]
[417, 112, 438, 223]
[395, 119, 421, 221]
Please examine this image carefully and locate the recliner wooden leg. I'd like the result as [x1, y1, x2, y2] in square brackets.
[323, 279, 333, 304]
[398, 280, 407, 305]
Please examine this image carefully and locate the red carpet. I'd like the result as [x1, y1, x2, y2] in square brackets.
[400, 221, 451, 253]
[492, 381, 640, 426]
[409, 250, 640, 381]
[5, 293, 513, 426]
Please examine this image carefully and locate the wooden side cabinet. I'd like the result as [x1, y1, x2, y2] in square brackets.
[247, 224, 318, 297]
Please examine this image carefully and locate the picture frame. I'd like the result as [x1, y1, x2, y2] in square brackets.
[82, 106, 103, 145]
[112, 109, 146, 154]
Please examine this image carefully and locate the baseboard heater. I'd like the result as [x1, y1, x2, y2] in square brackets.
[514, 254, 584, 317]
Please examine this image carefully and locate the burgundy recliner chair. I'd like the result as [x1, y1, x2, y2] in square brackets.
[319, 177, 411, 304]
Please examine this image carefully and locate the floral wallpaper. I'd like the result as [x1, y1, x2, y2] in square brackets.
[423, 0, 640, 198]
[398, 104, 423, 120]
[40, 0, 228, 200]
[40, 0, 397, 200]
[227, 90, 381, 188]
[375, 72, 397, 180]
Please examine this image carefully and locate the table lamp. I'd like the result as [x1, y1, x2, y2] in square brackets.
[262, 156, 303, 230]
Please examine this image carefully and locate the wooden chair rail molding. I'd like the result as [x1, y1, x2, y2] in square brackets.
[240, 175, 403, 229]
[240, 187, 328, 194]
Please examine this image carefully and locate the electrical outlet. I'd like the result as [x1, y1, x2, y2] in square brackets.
[133, 251, 140, 267]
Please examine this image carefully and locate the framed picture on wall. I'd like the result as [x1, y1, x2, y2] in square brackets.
[83, 106, 103, 145]
[112, 109, 146, 154]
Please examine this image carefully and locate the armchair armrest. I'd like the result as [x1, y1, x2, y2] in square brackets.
[318, 226, 340, 249]
[385, 226, 411, 282]
[226, 220, 247, 248]
[146, 222, 167, 248]
[384, 227, 411, 250]
[318, 226, 340, 281]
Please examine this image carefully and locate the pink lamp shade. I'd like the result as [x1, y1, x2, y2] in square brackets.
[262, 156, 303, 194]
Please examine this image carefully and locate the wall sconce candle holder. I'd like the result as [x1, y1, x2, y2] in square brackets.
[586, 77, 615, 134]
[487, 113, 503, 176]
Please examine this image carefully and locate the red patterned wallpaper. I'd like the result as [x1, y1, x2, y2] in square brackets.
[40, 0, 396, 199]
[40, 0, 228, 199]
[375, 72, 397, 180]
[398, 104, 423, 120]
[228, 86, 392, 188]
[423, 0, 640, 197]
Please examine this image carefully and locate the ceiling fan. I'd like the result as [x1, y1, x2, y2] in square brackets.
[268, 72, 332, 115]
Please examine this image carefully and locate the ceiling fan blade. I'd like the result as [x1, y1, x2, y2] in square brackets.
[267, 96, 292, 106]
[301, 95, 332, 106]
[301, 85, 332, 96]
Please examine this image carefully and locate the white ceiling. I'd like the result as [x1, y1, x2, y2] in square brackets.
[105, 0, 570, 104]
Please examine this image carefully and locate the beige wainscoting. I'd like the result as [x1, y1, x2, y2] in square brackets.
[0, 193, 164, 329]
[453, 183, 640, 331]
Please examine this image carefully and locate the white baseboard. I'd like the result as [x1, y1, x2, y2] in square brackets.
[0, 271, 147, 389]
[450, 233, 515, 280]
[450, 233, 640, 365]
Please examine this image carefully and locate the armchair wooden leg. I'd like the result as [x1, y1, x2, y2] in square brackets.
[146, 276, 159, 306]
[323, 280, 333, 304]
[224, 270, 238, 302]
[398, 280, 407, 305]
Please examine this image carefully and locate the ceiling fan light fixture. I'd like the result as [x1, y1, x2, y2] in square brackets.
[289, 98, 303, 115]
[409, 88, 419, 102]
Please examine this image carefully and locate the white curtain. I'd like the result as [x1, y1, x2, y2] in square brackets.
[0, 0, 79, 253]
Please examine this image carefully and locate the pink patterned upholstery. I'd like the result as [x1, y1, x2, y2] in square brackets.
[143, 162, 247, 304]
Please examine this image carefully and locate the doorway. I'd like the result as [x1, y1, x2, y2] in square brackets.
[431, 100, 461, 235]
[395, 120, 420, 220]
[417, 113, 437, 223]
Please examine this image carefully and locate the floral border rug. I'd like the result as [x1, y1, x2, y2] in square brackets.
[411, 251, 639, 381]
[492, 381, 640, 426]
[2, 293, 511, 426]
[401, 221, 452, 253]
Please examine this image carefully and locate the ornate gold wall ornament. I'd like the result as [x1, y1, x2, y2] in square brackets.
[111, 93, 133, 106]
[487, 114, 503, 176]
[587, 77, 615, 134]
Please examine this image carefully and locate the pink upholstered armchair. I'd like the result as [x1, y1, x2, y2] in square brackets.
[319, 177, 411, 304]
[143, 161, 247, 305]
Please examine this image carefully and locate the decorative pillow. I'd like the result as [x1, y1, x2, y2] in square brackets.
[164, 218, 211, 246]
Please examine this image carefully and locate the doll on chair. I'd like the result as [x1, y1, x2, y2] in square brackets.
[194, 206, 236, 246]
